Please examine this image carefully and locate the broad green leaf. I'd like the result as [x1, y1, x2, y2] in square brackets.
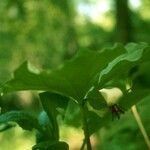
[32, 141, 69, 150]
[64, 100, 82, 127]
[0, 42, 149, 138]
[37, 111, 54, 142]
[131, 61, 150, 89]
[0, 111, 41, 131]
[87, 110, 110, 135]
[119, 89, 150, 110]
[97, 43, 150, 110]
[1, 44, 125, 102]
[39, 92, 69, 141]
[86, 86, 107, 110]
[98, 43, 150, 87]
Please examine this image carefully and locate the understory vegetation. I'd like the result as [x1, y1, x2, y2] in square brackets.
[0, 0, 150, 150]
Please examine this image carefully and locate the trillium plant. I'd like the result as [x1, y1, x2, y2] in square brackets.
[0, 43, 150, 150]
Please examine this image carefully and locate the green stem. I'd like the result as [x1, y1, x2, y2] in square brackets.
[131, 105, 150, 150]
[80, 105, 92, 150]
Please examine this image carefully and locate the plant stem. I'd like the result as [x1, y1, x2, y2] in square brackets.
[80, 106, 92, 150]
[131, 105, 150, 150]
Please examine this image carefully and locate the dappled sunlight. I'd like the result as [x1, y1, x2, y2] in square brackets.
[60, 126, 83, 150]
[0, 126, 35, 150]
[60, 126, 98, 150]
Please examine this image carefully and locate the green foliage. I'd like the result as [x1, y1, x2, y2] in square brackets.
[39, 92, 69, 141]
[0, 111, 41, 131]
[0, 0, 150, 149]
[99, 97, 150, 150]
[0, 42, 150, 149]
[32, 141, 69, 150]
[0, 43, 127, 101]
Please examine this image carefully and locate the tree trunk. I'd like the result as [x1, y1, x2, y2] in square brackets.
[115, 0, 134, 43]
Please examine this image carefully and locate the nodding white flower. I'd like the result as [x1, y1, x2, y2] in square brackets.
[99, 87, 123, 106]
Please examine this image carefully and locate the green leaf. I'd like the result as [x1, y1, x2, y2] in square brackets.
[64, 100, 82, 127]
[97, 43, 150, 109]
[87, 110, 110, 135]
[39, 92, 69, 141]
[0, 111, 41, 131]
[86, 87, 107, 110]
[32, 141, 69, 150]
[1, 44, 125, 102]
[119, 89, 150, 110]
[36, 111, 54, 142]
[98, 42, 150, 87]
[131, 61, 150, 89]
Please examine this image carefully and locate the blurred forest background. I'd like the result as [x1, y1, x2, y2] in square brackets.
[0, 0, 150, 150]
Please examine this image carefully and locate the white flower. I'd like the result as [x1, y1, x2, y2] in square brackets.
[99, 87, 123, 106]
